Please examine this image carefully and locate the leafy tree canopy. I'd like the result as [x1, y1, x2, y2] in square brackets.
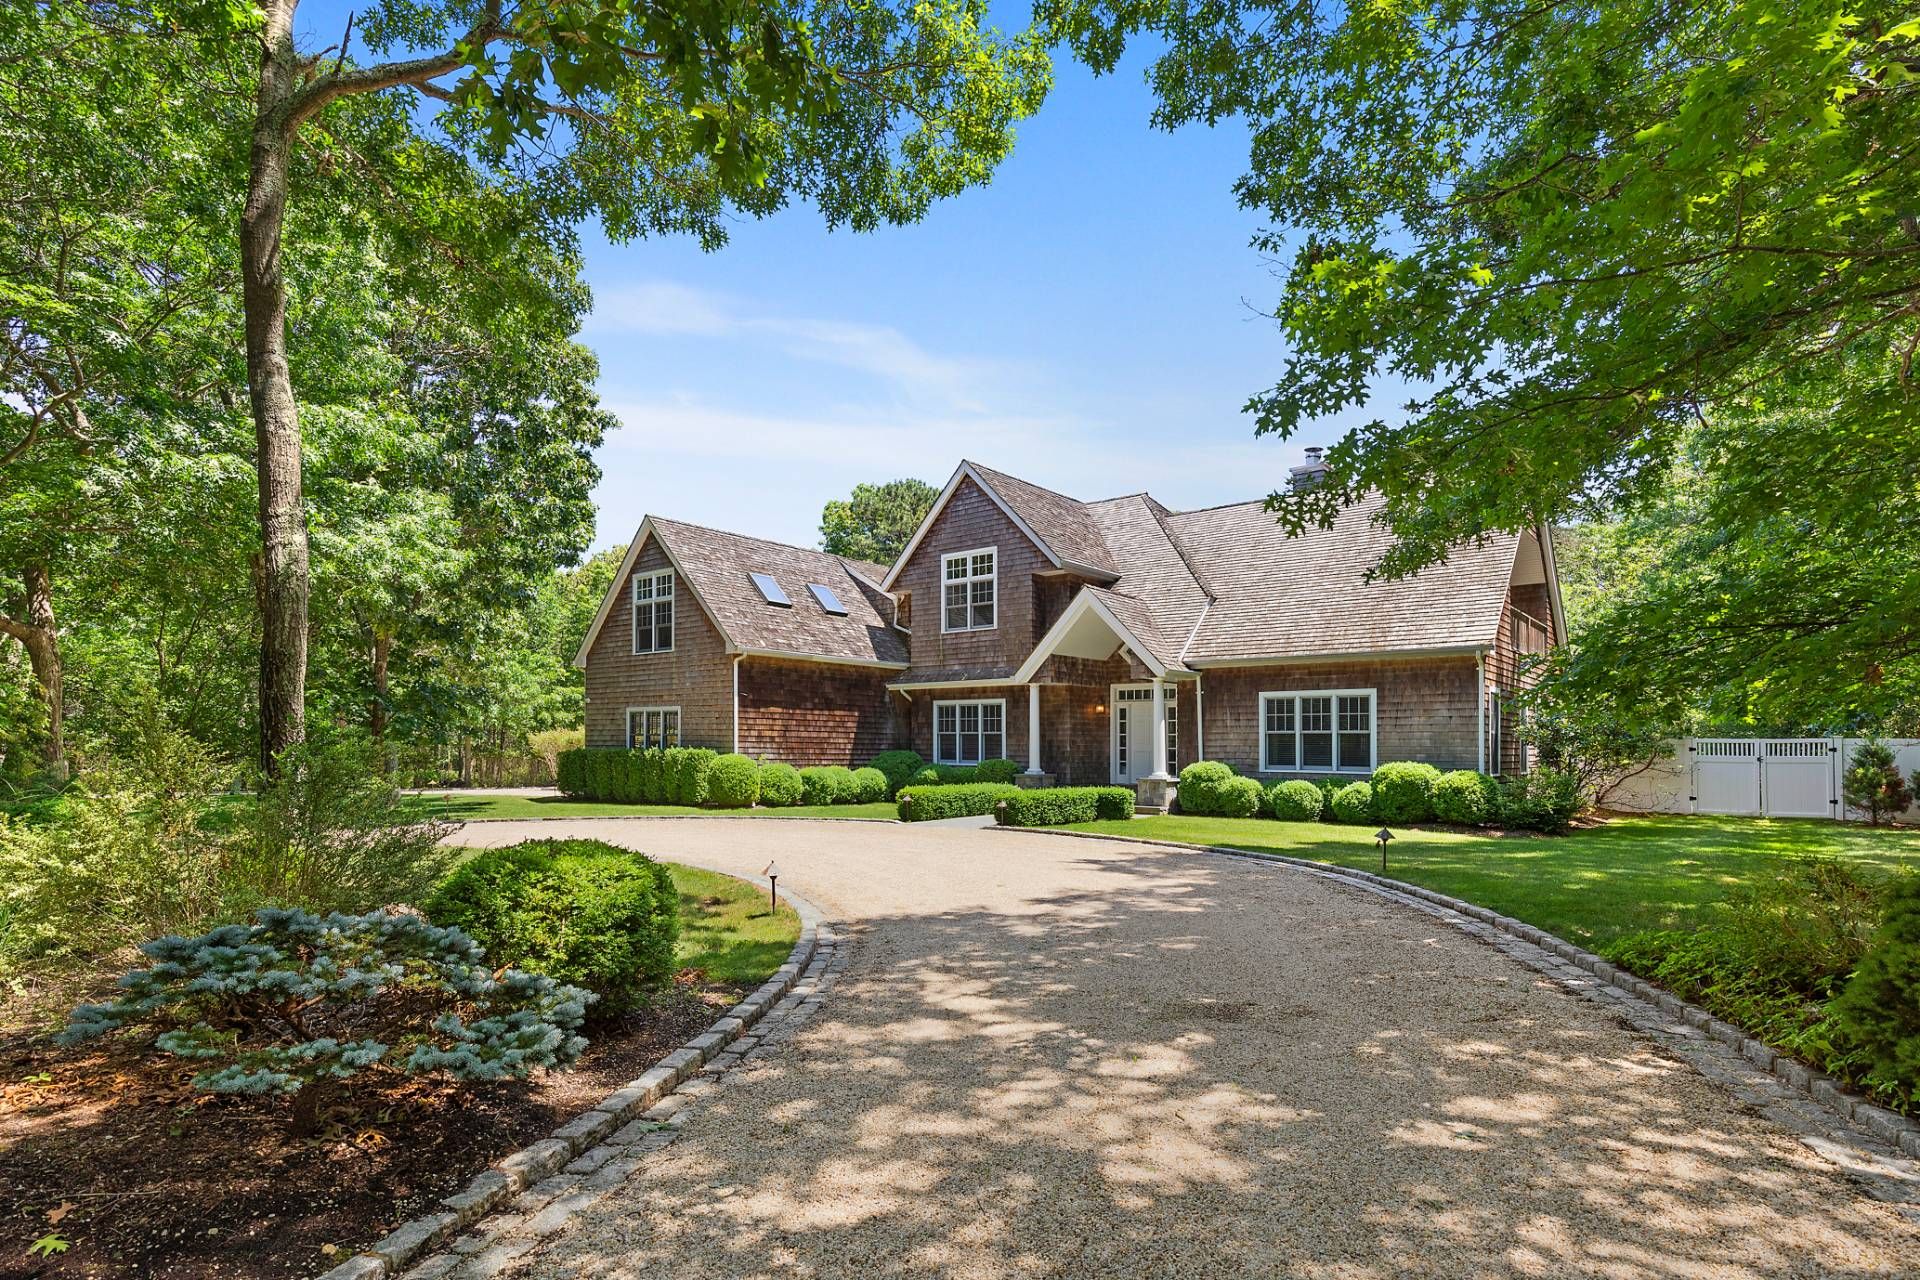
[820, 477, 939, 565]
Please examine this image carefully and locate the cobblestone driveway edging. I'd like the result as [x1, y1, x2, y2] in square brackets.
[1005, 825, 1920, 1203]
[313, 873, 840, 1280]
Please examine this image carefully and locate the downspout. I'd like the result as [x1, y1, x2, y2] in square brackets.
[1195, 675, 1204, 763]
[732, 654, 742, 754]
[1475, 649, 1487, 774]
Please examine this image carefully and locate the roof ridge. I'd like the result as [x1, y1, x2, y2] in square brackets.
[1166, 496, 1269, 517]
[964, 459, 1094, 511]
[651, 515, 860, 572]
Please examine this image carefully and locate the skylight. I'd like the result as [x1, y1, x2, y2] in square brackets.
[750, 572, 791, 606]
[808, 583, 848, 615]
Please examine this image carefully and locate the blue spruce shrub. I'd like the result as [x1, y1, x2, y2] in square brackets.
[60, 907, 591, 1132]
[757, 762, 804, 807]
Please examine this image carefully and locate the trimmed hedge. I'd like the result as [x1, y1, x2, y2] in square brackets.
[553, 746, 718, 806]
[1433, 769, 1499, 826]
[1263, 778, 1324, 822]
[866, 750, 925, 798]
[1174, 761, 1236, 815]
[994, 786, 1136, 826]
[1330, 781, 1376, 824]
[757, 762, 804, 807]
[705, 754, 760, 809]
[426, 838, 678, 1014]
[799, 766, 851, 806]
[896, 783, 1021, 822]
[1371, 761, 1441, 823]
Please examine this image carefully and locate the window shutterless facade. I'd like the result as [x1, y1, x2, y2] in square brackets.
[933, 698, 1005, 764]
[631, 569, 675, 653]
[941, 547, 997, 632]
[626, 705, 681, 749]
[1260, 689, 1375, 773]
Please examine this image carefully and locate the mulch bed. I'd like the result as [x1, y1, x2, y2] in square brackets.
[0, 975, 738, 1280]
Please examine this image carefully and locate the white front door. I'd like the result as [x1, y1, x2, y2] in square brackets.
[1112, 685, 1176, 784]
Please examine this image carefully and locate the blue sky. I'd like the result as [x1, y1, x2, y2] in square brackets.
[296, 7, 1367, 554]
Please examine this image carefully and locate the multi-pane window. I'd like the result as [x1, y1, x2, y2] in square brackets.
[626, 706, 680, 749]
[934, 699, 1005, 764]
[631, 570, 675, 653]
[1260, 690, 1375, 772]
[941, 548, 996, 632]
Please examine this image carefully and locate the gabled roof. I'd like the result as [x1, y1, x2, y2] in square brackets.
[1012, 584, 1189, 684]
[880, 461, 1121, 589]
[573, 517, 908, 670]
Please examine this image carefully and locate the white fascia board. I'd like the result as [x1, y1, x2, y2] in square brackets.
[1011, 589, 1170, 685]
[1535, 522, 1569, 643]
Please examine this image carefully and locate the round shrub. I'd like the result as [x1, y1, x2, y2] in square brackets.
[704, 754, 760, 809]
[1832, 876, 1920, 1100]
[1264, 779, 1324, 822]
[849, 767, 889, 804]
[908, 766, 942, 788]
[1371, 761, 1441, 823]
[427, 839, 679, 1015]
[866, 750, 925, 797]
[1215, 775, 1263, 818]
[1176, 761, 1236, 815]
[1330, 781, 1375, 824]
[798, 766, 839, 806]
[756, 762, 803, 806]
[1432, 770, 1499, 825]
[975, 758, 1022, 784]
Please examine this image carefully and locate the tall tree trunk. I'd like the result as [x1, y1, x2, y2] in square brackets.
[244, 0, 309, 776]
[369, 631, 391, 744]
[0, 564, 66, 780]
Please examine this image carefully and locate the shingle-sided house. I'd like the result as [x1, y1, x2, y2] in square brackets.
[575, 458, 1564, 797]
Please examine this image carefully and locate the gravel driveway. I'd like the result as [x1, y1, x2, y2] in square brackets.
[455, 818, 1919, 1278]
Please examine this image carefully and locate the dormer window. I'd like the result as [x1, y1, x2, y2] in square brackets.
[632, 569, 674, 653]
[942, 547, 996, 632]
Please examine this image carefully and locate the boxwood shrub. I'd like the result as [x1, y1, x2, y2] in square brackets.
[1263, 778, 1324, 822]
[1215, 775, 1263, 818]
[896, 783, 1021, 822]
[667, 747, 716, 806]
[1432, 770, 1500, 826]
[975, 758, 1022, 784]
[757, 762, 804, 807]
[994, 786, 1135, 826]
[866, 750, 925, 798]
[1371, 761, 1442, 823]
[798, 766, 839, 806]
[705, 754, 760, 809]
[1175, 761, 1236, 815]
[426, 839, 679, 1014]
[848, 767, 889, 804]
[1330, 781, 1376, 824]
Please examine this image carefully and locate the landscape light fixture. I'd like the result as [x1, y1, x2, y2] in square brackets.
[764, 861, 780, 913]
[1375, 828, 1394, 873]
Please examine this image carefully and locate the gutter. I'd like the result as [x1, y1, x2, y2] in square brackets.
[1475, 648, 1487, 774]
[732, 654, 743, 754]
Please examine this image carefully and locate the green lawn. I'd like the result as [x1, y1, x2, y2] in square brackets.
[1062, 813, 1920, 949]
[412, 793, 897, 822]
[667, 862, 800, 985]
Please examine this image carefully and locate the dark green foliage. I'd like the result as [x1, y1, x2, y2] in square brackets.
[1329, 781, 1375, 824]
[1496, 767, 1584, 834]
[554, 747, 724, 805]
[58, 907, 591, 1128]
[866, 750, 926, 797]
[1833, 876, 1920, 1104]
[667, 748, 717, 806]
[1606, 859, 1890, 1102]
[819, 479, 940, 563]
[428, 839, 679, 1015]
[705, 754, 760, 809]
[1214, 775, 1263, 818]
[757, 762, 804, 807]
[975, 758, 1022, 784]
[1370, 762, 1441, 824]
[994, 786, 1136, 826]
[1315, 778, 1342, 821]
[557, 748, 588, 797]
[1844, 741, 1915, 826]
[896, 783, 1021, 821]
[1432, 770, 1500, 826]
[849, 767, 889, 804]
[1175, 761, 1237, 816]
[1263, 779, 1324, 822]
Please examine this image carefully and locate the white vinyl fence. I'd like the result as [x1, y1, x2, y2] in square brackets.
[1607, 737, 1920, 823]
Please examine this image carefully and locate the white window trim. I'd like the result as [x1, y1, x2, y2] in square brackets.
[625, 704, 682, 749]
[631, 568, 675, 654]
[1257, 688, 1377, 774]
[940, 545, 998, 634]
[931, 697, 1008, 765]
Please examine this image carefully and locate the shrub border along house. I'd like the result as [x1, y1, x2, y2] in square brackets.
[994, 786, 1136, 826]
[895, 783, 1022, 822]
[989, 822, 1920, 1163]
[315, 873, 837, 1280]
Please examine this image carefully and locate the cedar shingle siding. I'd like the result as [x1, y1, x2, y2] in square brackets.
[577, 460, 1562, 781]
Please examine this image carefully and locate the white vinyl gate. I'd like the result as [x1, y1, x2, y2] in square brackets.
[1689, 738, 1837, 818]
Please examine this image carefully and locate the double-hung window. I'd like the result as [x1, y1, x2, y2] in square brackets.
[934, 699, 1005, 764]
[632, 569, 674, 653]
[941, 548, 996, 632]
[1260, 689, 1375, 773]
[626, 706, 680, 749]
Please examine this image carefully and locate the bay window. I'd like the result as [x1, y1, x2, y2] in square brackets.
[1260, 689, 1375, 773]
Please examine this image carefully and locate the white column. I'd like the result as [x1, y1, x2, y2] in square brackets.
[1149, 676, 1172, 779]
[1026, 683, 1043, 775]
